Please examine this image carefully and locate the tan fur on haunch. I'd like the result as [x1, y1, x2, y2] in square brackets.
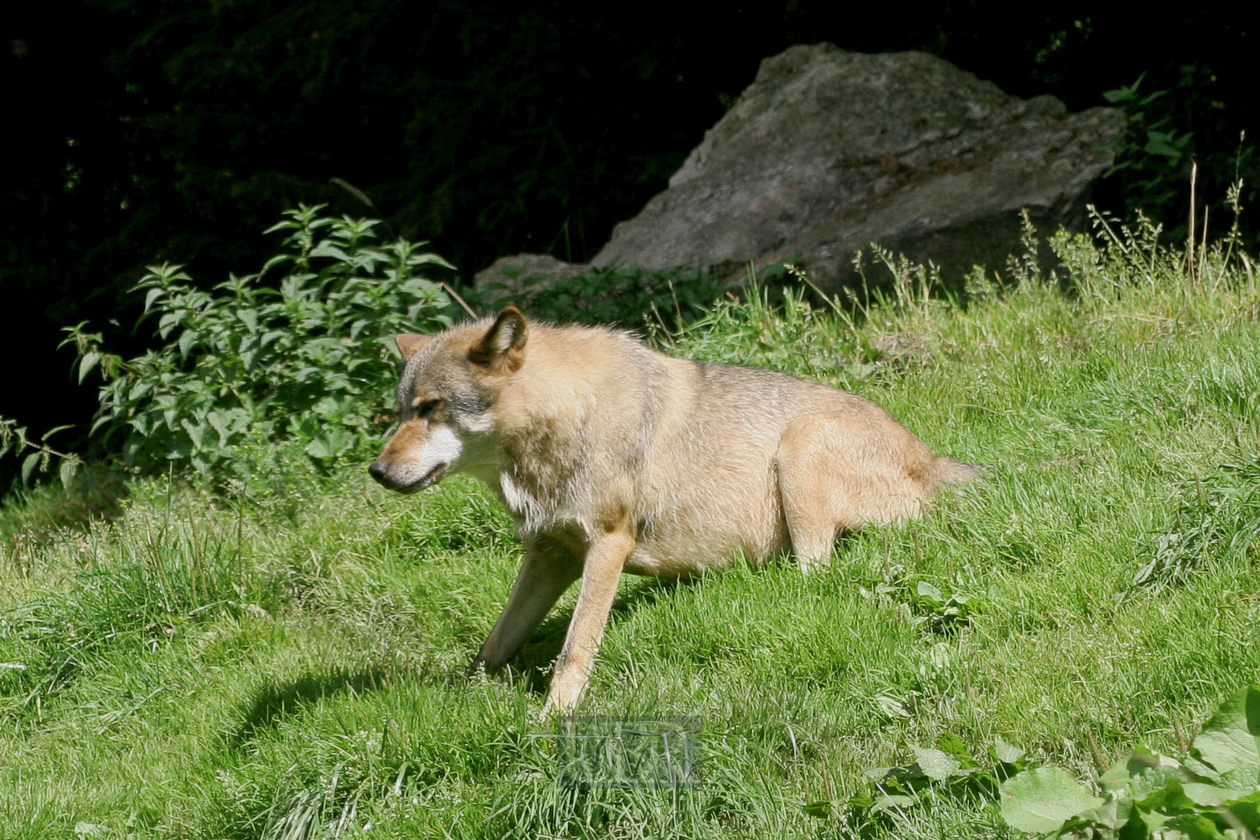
[370, 307, 976, 716]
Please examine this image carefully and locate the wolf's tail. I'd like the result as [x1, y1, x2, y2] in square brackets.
[929, 456, 982, 492]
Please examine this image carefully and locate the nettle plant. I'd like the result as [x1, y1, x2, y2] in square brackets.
[67, 206, 454, 477]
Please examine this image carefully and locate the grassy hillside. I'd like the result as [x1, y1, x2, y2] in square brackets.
[2, 213, 1259, 838]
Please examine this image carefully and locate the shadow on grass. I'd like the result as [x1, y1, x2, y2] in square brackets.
[228, 577, 701, 735]
[229, 666, 394, 749]
[507, 575, 695, 695]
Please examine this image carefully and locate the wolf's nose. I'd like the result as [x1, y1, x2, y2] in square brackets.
[368, 460, 388, 483]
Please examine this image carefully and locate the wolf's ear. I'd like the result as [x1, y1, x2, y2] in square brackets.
[470, 307, 528, 372]
[395, 333, 431, 362]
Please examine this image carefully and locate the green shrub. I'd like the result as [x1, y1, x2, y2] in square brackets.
[67, 206, 455, 480]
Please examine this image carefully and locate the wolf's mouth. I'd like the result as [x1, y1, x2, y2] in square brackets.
[369, 460, 450, 494]
[401, 461, 449, 494]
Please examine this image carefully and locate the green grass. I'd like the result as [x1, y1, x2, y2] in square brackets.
[2, 215, 1259, 838]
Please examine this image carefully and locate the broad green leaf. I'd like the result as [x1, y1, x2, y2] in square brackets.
[874, 692, 910, 719]
[911, 746, 960, 782]
[1186, 685, 1260, 788]
[304, 427, 355, 459]
[1182, 782, 1246, 807]
[1136, 777, 1198, 813]
[1222, 791, 1260, 832]
[1074, 794, 1132, 831]
[1103, 752, 1179, 797]
[993, 736, 1026, 765]
[1140, 806, 1172, 835]
[999, 766, 1104, 833]
[915, 581, 945, 604]
[1163, 813, 1228, 839]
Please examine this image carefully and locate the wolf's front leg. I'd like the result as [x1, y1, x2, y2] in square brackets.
[542, 529, 635, 717]
[471, 536, 581, 676]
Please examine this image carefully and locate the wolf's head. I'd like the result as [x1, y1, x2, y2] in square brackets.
[368, 307, 527, 493]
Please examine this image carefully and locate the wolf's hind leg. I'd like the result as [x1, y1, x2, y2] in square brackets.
[776, 412, 932, 573]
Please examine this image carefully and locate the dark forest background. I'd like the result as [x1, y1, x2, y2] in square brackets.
[4, 1, 1257, 466]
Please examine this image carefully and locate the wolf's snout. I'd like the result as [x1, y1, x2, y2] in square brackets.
[368, 459, 389, 484]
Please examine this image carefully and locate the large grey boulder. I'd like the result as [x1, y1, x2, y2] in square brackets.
[473, 253, 591, 304]
[476, 44, 1125, 295]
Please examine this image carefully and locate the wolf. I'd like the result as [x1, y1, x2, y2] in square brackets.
[369, 307, 975, 716]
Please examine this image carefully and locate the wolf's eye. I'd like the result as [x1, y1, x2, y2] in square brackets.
[415, 398, 441, 418]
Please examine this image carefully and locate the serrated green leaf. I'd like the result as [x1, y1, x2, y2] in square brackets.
[181, 420, 206, 449]
[999, 766, 1104, 833]
[305, 436, 336, 459]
